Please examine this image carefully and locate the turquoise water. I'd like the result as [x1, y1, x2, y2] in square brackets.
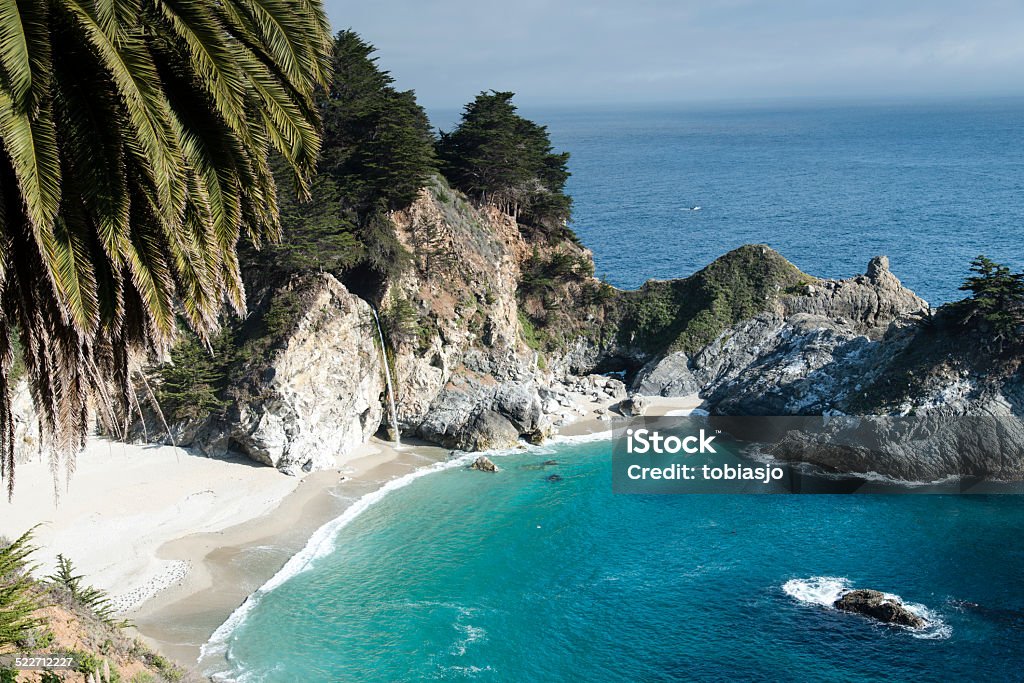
[211, 102, 1024, 681]
[209, 442, 1024, 681]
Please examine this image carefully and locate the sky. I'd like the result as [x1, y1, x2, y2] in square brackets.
[324, 0, 1024, 109]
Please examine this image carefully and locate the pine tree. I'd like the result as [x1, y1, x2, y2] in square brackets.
[47, 555, 125, 628]
[958, 255, 1024, 350]
[263, 31, 436, 283]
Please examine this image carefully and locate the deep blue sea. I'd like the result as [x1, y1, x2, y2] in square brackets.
[206, 101, 1024, 681]
[544, 98, 1024, 305]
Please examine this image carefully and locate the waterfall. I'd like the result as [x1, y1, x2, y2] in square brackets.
[371, 307, 401, 446]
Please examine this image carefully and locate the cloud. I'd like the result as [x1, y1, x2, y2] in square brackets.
[324, 0, 1024, 107]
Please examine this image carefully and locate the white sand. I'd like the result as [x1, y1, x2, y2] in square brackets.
[0, 440, 302, 613]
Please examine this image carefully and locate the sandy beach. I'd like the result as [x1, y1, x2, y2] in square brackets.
[0, 390, 703, 671]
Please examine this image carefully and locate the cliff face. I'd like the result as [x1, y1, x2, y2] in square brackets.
[131, 178, 593, 469]
[386, 182, 551, 449]
[17, 177, 1019, 482]
[225, 274, 385, 473]
[629, 255, 1024, 480]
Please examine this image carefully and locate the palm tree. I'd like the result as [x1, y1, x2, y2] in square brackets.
[0, 0, 332, 495]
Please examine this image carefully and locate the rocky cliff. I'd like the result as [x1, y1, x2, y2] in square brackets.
[629, 254, 1024, 480]
[18, 176, 1018, 483]
[126, 177, 602, 470]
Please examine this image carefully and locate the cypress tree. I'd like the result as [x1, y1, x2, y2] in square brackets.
[958, 255, 1024, 350]
[437, 91, 571, 230]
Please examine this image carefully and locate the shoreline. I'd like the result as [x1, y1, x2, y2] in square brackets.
[1, 390, 702, 675]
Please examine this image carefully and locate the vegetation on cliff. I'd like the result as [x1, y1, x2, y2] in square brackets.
[0, 0, 333, 496]
[254, 30, 438, 288]
[616, 245, 811, 357]
[1, 533, 187, 682]
[953, 255, 1024, 351]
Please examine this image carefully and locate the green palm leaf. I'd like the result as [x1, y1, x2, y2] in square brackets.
[0, 0, 332, 495]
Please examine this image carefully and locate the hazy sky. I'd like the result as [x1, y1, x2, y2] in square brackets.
[323, 1, 1024, 109]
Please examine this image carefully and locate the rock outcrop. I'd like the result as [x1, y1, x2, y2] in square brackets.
[138, 274, 386, 475]
[469, 455, 498, 472]
[833, 589, 926, 628]
[384, 183, 563, 451]
[634, 255, 928, 409]
[224, 274, 385, 474]
[628, 255, 1024, 480]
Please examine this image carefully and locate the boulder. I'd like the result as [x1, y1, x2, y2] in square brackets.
[469, 455, 498, 472]
[619, 394, 648, 417]
[635, 352, 700, 397]
[833, 589, 925, 628]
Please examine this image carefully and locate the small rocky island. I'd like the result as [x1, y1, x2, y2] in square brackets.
[834, 589, 926, 628]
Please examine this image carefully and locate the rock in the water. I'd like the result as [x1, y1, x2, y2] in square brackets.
[547, 474, 562, 482]
[469, 455, 498, 472]
[833, 589, 925, 628]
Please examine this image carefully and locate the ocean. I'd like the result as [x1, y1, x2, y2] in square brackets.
[203, 100, 1024, 681]
[547, 98, 1024, 305]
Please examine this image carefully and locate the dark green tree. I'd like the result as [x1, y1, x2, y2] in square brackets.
[0, 528, 42, 649]
[263, 30, 435, 283]
[156, 333, 231, 422]
[437, 91, 571, 229]
[958, 255, 1024, 350]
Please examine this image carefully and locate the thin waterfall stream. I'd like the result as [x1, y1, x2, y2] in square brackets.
[371, 307, 401, 447]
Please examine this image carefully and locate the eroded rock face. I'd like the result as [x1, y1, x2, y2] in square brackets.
[634, 257, 928, 416]
[225, 274, 385, 474]
[386, 186, 561, 452]
[834, 589, 926, 628]
[635, 352, 699, 397]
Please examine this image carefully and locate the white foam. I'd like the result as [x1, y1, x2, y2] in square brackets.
[783, 576, 950, 639]
[783, 576, 851, 607]
[546, 430, 614, 445]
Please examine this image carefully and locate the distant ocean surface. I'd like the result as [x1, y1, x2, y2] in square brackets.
[206, 101, 1024, 681]
[543, 98, 1024, 304]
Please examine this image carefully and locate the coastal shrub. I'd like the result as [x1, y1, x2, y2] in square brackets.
[47, 555, 126, 629]
[518, 312, 547, 352]
[618, 245, 809, 356]
[143, 652, 183, 682]
[382, 296, 424, 349]
[0, 529, 43, 651]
